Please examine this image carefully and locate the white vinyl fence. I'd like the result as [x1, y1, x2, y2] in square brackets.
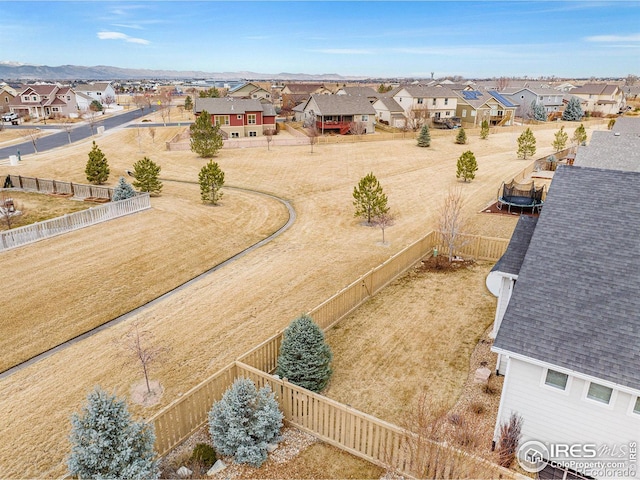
[0, 194, 151, 251]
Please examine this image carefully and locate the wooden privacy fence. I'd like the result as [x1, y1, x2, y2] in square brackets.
[149, 230, 512, 465]
[2, 175, 114, 200]
[236, 362, 518, 479]
[0, 194, 151, 251]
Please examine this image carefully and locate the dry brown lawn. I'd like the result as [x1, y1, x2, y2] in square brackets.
[324, 261, 496, 425]
[0, 191, 94, 231]
[0, 117, 608, 478]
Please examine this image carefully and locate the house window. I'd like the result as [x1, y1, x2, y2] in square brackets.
[417, 98, 423, 104]
[432, 98, 436, 106]
[32, 96, 37, 101]
[247, 114, 257, 124]
[97, 92, 101, 96]
[362, 115, 368, 121]
[462, 110, 467, 117]
[633, 397, 640, 415]
[215, 115, 230, 126]
[445, 111, 450, 116]
[444, 98, 449, 105]
[587, 382, 613, 404]
[231, 132, 239, 138]
[545, 369, 568, 390]
[249, 131, 257, 137]
[237, 115, 243, 119]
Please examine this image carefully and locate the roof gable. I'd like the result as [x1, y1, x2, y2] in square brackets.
[305, 94, 376, 116]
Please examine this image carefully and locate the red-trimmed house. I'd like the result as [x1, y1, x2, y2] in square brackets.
[9, 84, 79, 120]
[193, 98, 277, 138]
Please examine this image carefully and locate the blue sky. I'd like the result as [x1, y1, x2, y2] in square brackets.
[0, 1, 638, 78]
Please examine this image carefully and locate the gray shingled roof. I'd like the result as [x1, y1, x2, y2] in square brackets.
[194, 97, 273, 115]
[493, 165, 640, 391]
[491, 215, 538, 276]
[610, 117, 640, 134]
[574, 130, 640, 172]
[375, 97, 404, 112]
[307, 94, 376, 116]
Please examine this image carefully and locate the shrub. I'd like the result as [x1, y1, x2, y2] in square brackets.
[276, 314, 333, 392]
[190, 443, 217, 468]
[68, 386, 158, 479]
[455, 128, 467, 144]
[469, 402, 486, 415]
[416, 124, 431, 147]
[112, 176, 137, 201]
[208, 378, 283, 468]
[497, 413, 523, 468]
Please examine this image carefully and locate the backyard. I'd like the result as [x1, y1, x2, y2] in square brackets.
[0, 117, 606, 477]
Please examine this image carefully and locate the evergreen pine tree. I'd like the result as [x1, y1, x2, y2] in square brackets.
[68, 387, 158, 479]
[132, 157, 163, 196]
[190, 109, 224, 158]
[562, 97, 583, 121]
[572, 123, 587, 145]
[184, 95, 193, 112]
[85, 141, 110, 185]
[552, 126, 568, 151]
[208, 378, 283, 468]
[456, 150, 478, 182]
[455, 127, 467, 144]
[516, 128, 536, 159]
[480, 119, 489, 139]
[416, 124, 431, 147]
[112, 176, 137, 201]
[352, 172, 389, 225]
[276, 314, 333, 392]
[199, 160, 225, 204]
[530, 101, 547, 121]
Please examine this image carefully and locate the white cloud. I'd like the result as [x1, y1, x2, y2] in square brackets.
[585, 33, 640, 42]
[97, 31, 150, 45]
[311, 48, 374, 55]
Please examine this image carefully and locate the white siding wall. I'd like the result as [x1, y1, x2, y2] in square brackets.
[495, 358, 640, 448]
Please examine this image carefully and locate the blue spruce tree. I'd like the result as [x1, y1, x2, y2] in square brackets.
[562, 97, 584, 121]
[68, 387, 158, 479]
[112, 176, 137, 201]
[276, 314, 333, 392]
[209, 378, 283, 468]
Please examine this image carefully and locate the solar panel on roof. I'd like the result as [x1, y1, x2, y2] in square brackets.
[462, 91, 482, 100]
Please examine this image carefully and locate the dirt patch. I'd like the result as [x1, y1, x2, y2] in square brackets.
[130, 379, 163, 407]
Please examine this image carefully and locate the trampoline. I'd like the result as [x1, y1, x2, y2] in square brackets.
[497, 180, 545, 214]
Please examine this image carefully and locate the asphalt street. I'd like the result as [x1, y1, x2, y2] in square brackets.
[0, 107, 169, 159]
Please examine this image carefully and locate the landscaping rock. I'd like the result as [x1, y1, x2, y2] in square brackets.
[267, 443, 279, 453]
[207, 459, 226, 476]
[176, 466, 192, 478]
[474, 366, 491, 384]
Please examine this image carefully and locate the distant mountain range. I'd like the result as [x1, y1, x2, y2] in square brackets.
[0, 61, 367, 82]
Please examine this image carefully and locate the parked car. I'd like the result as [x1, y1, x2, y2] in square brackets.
[2, 112, 18, 122]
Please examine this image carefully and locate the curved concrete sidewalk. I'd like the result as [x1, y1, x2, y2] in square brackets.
[0, 183, 295, 379]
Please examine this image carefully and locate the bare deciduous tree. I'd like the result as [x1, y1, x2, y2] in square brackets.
[495, 76, 511, 91]
[148, 127, 156, 144]
[403, 106, 430, 131]
[21, 128, 42, 153]
[373, 211, 395, 244]
[119, 323, 169, 395]
[438, 187, 471, 263]
[0, 193, 23, 229]
[349, 121, 367, 136]
[60, 116, 75, 144]
[307, 123, 319, 153]
[264, 129, 275, 150]
[103, 94, 116, 110]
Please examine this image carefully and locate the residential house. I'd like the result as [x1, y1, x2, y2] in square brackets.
[0, 84, 16, 114]
[74, 82, 117, 105]
[301, 94, 376, 135]
[569, 83, 625, 115]
[501, 87, 564, 119]
[193, 97, 276, 138]
[455, 90, 516, 127]
[372, 96, 405, 128]
[392, 85, 458, 128]
[9, 84, 78, 119]
[281, 83, 331, 115]
[490, 118, 640, 478]
[227, 82, 272, 101]
[336, 86, 379, 103]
